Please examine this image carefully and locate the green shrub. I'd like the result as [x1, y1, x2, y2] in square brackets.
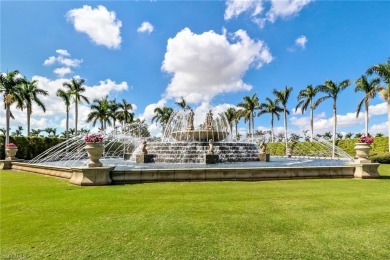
[0, 135, 65, 160]
[369, 153, 390, 164]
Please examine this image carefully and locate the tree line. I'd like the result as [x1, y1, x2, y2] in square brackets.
[1, 58, 389, 153]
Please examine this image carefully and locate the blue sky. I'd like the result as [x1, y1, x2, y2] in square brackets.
[1, 0, 390, 137]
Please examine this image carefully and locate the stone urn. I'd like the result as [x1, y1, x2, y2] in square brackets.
[85, 142, 104, 167]
[354, 143, 371, 160]
[5, 146, 18, 160]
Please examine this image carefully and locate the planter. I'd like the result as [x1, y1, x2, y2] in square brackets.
[354, 142, 371, 160]
[5, 146, 18, 160]
[85, 142, 104, 167]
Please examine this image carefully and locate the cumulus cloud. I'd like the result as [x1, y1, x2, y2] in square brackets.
[66, 5, 122, 49]
[137, 21, 154, 34]
[43, 49, 82, 77]
[225, 0, 312, 28]
[295, 35, 307, 49]
[161, 28, 272, 104]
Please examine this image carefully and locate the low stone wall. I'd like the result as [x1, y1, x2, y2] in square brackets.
[5, 161, 380, 186]
[111, 166, 355, 184]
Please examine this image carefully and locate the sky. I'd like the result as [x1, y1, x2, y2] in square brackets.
[1, 0, 390, 137]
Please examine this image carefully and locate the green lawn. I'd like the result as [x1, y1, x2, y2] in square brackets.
[1, 166, 390, 259]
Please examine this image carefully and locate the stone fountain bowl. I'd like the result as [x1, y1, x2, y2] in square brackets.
[171, 130, 229, 141]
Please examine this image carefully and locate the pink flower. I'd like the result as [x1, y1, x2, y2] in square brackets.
[358, 136, 374, 144]
[6, 143, 17, 147]
[84, 134, 104, 143]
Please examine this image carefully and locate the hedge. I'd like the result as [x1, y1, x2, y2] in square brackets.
[1, 136, 66, 160]
[266, 137, 389, 158]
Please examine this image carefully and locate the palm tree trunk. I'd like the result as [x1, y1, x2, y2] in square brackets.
[388, 99, 390, 153]
[365, 101, 369, 136]
[310, 101, 314, 142]
[27, 106, 31, 136]
[252, 112, 255, 138]
[6, 103, 10, 145]
[235, 121, 238, 139]
[284, 109, 288, 154]
[248, 116, 251, 138]
[66, 110, 69, 139]
[271, 114, 274, 143]
[75, 101, 78, 135]
[332, 102, 337, 158]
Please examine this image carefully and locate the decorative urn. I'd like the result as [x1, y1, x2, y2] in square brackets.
[5, 143, 18, 160]
[354, 136, 374, 161]
[84, 134, 104, 167]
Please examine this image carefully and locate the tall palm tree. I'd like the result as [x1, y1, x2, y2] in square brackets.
[86, 96, 112, 130]
[237, 93, 259, 137]
[315, 79, 351, 157]
[152, 106, 173, 134]
[18, 78, 48, 136]
[63, 78, 89, 135]
[175, 96, 191, 111]
[354, 75, 381, 136]
[225, 107, 237, 137]
[0, 70, 24, 146]
[295, 85, 319, 142]
[273, 86, 293, 152]
[56, 88, 71, 139]
[366, 58, 390, 152]
[116, 99, 134, 128]
[108, 99, 119, 129]
[258, 97, 283, 143]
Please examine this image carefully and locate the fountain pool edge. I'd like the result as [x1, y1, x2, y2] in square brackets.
[7, 161, 378, 186]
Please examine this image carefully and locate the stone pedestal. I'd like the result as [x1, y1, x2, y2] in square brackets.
[70, 167, 113, 186]
[136, 154, 154, 163]
[258, 153, 270, 162]
[352, 163, 381, 179]
[0, 159, 24, 170]
[205, 154, 219, 164]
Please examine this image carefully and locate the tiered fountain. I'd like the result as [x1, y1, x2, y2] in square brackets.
[139, 109, 260, 164]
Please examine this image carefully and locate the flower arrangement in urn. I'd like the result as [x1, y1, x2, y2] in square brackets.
[355, 135, 374, 161]
[5, 142, 18, 160]
[84, 134, 104, 167]
[357, 135, 374, 144]
[84, 133, 104, 143]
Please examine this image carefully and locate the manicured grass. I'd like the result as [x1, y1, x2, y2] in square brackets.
[1, 167, 390, 259]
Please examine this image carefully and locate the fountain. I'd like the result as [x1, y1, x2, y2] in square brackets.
[6, 108, 380, 186]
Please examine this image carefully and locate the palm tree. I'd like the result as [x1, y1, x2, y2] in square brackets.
[30, 129, 42, 137]
[109, 99, 119, 129]
[86, 96, 112, 130]
[56, 88, 71, 139]
[315, 79, 351, 157]
[0, 127, 5, 135]
[152, 106, 173, 133]
[63, 78, 89, 135]
[0, 70, 24, 145]
[18, 78, 48, 136]
[366, 58, 390, 152]
[225, 107, 237, 137]
[175, 97, 191, 111]
[116, 99, 134, 128]
[295, 85, 318, 141]
[258, 97, 283, 143]
[237, 93, 259, 137]
[354, 75, 381, 136]
[12, 126, 24, 136]
[273, 86, 293, 152]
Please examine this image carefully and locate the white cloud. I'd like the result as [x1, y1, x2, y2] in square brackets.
[225, 0, 312, 28]
[56, 49, 70, 56]
[137, 21, 154, 34]
[162, 28, 272, 104]
[66, 5, 122, 49]
[53, 67, 73, 78]
[369, 121, 388, 135]
[295, 35, 307, 49]
[224, 0, 263, 20]
[139, 99, 167, 136]
[43, 49, 82, 77]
